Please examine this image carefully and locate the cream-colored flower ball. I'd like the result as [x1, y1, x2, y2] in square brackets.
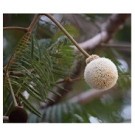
[84, 57, 118, 90]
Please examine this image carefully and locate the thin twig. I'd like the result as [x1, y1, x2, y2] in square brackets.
[3, 26, 28, 32]
[28, 14, 40, 32]
[44, 14, 90, 58]
[3, 15, 40, 32]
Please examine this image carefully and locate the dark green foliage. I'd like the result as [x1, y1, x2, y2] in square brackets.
[84, 98, 124, 123]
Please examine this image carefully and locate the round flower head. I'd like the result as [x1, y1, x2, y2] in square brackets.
[84, 57, 118, 90]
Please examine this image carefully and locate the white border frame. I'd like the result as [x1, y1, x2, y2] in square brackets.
[1, 1, 134, 135]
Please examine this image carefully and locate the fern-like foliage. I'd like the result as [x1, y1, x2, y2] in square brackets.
[28, 102, 89, 123]
[3, 31, 74, 117]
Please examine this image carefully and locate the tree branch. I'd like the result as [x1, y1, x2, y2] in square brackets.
[78, 14, 130, 51]
[68, 88, 113, 104]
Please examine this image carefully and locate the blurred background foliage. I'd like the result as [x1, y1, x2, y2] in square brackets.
[3, 14, 131, 123]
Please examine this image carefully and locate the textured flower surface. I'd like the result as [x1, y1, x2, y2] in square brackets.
[84, 57, 118, 90]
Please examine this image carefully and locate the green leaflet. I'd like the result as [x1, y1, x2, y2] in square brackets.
[19, 93, 41, 118]
[4, 32, 32, 71]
